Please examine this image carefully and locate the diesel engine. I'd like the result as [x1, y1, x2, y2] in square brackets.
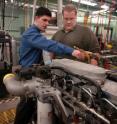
[4, 59, 117, 124]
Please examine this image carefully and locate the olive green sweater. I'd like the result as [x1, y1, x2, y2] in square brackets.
[52, 24, 100, 52]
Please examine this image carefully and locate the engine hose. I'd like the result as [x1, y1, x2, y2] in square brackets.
[3, 73, 27, 96]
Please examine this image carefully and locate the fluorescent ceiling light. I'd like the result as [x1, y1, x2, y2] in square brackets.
[101, 4, 109, 10]
[92, 9, 107, 15]
[72, 0, 97, 6]
[21, 3, 39, 8]
[5, 0, 8, 3]
[11, 0, 13, 3]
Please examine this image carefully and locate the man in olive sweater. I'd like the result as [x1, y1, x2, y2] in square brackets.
[52, 4, 100, 65]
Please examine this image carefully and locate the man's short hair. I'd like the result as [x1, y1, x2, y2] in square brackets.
[62, 4, 77, 15]
[35, 7, 52, 17]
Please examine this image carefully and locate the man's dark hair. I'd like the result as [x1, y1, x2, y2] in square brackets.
[35, 7, 52, 17]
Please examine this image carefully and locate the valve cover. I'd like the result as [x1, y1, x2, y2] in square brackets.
[51, 59, 106, 82]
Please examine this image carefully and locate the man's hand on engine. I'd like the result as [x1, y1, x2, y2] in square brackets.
[90, 53, 100, 66]
[73, 46, 101, 65]
[72, 50, 85, 61]
[90, 58, 98, 66]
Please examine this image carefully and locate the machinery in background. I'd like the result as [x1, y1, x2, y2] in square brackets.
[3, 59, 117, 124]
[74, 45, 117, 70]
[100, 49, 117, 70]
[0, 30, 13, 98]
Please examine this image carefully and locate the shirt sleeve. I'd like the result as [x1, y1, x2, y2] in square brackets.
[23, 29, 74, 55]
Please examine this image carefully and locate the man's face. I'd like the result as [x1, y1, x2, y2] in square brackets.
[35, 15, 51, 32]
[63, 10, 77, 31]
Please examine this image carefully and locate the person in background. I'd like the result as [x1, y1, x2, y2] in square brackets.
[14, 6, 85, 124]
[52, 4, 100, 65]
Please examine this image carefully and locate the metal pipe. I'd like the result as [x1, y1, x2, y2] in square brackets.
[3, 74, 27, 96]
[32, 0, 37, 24]
[57, 0, 63, 29]
[3, 73, 42, 96]
[1, 0, 5, 30]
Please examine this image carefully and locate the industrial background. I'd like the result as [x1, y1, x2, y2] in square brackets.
[0, 0, 117, 40]
[0, 0, 117, 124]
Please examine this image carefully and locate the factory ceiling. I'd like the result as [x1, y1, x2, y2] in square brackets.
[1, 0, 117, 16]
